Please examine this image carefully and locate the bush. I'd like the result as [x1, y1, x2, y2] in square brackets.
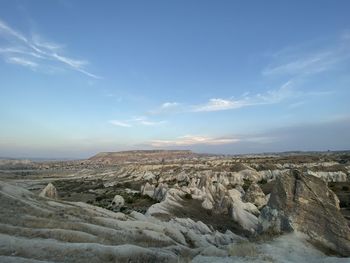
[342, 186, 349, 191]
[95, 195, 106, 202]
[242, 179, 252, 191]
[259, 178, 268, 185]
[184, 193, 192, 199]
[125, 196, 134, 204]
[122, 182, 132, 188]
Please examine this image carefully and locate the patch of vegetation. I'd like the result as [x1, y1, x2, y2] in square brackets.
[230, 163, 247, 172]
[184, 193, 192, 200]
[242, 179, 253, 191]
[342, 186, 350, 191]
[255, 163, 277, 171]
[258, 178, 268, 185]
[121, 182, 131, 188]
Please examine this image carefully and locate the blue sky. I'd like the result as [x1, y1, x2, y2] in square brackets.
[0, 0, 350, 158]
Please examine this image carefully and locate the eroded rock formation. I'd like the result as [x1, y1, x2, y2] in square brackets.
[259, 169, 350, 256]
[39, 183, 58, 199]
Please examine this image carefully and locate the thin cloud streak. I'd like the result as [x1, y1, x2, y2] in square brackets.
[109, 116, 166, 128]
[149, 102, 182, 115]
[6, 56, 38, 69]
[0, 18, 100, 79]
[262, 35, 350, 77]
[154, 79, 332, 114]
[109, 120, 131, 127]
[149, 135, 239, 147]
[263, 51, 333, 76]
[154, 81, 295, 113]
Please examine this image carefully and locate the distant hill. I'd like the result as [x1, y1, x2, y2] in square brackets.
[88, 150, 203, 164]
[0, 159, 37, 170]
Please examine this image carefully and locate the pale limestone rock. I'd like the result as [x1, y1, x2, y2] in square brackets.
[141, 182, 155, 198]
[111, 195, 125, 208]
[201, 198, 213, 210]
[39, 183, 58, 199]
[227, 189, 259, 232]
[153, 183, 168, 202]
[143, 171, 156, 181]
[176, 171, 189, 182]
[258, 169, 350, 256]
[243, 183, 267, 209]
[229, 201, 259, 233]
[307, 170, 348, 182]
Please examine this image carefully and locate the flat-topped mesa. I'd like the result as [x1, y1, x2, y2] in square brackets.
[88, 150, 200, 164]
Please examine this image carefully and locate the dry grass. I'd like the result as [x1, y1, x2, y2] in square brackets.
[228, 240, 259, 257]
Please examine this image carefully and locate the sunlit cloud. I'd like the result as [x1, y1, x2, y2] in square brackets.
[0, 18, 100, 79]
[149, 135, 239, 147]
[161, 102, 179, 108]
[109, 116, 166, 128]
[192, 81, 294, 112]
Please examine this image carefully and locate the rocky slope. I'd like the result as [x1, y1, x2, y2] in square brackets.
[259, 170, 350, 256]
[0, 151, 350, 262]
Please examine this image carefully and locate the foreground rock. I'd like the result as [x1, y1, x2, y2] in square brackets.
[259, 170, 350, 256]
[39, 183, 58, 199]
[111, 195, 125, 210]
[0, 179, 348, 262]
[243, 183, 268, 209]
[0, 181, 242, 262]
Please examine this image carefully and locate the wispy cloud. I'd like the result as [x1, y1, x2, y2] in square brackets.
[154, 81, 295, 113]
[149, 101, 181, 114]
[149, 135, 239, 147]
[262, 35, 350, 77]
[0, 18, 100, 78]
[263, 51, 334, 76]
[153, 74, 333, 114]
[161, 102, 179, 109]
[109, 120, 132, 127]
[6, 56, 38, 69]
[109, 116, 166, 128]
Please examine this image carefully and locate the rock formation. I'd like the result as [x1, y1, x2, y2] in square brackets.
[1, 151, 350, 262]
[141, 182, 155, 198]
[39, 183, 58, 199]
[243, 183, 268, 209]
[259, 169, 350, 256]
[111, 195, 125, 210]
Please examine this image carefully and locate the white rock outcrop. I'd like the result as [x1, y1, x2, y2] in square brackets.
[141, 182, 155, 198]
[111, 195, 125, 209]
[201, 198, 213, 210]
[243, 183, 268, 209]
[39, 183, 58, 199]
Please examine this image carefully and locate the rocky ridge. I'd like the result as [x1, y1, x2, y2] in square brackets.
[1, 151, 350, 262]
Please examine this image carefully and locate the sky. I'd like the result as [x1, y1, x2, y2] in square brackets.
[0, 0, 350, 158]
